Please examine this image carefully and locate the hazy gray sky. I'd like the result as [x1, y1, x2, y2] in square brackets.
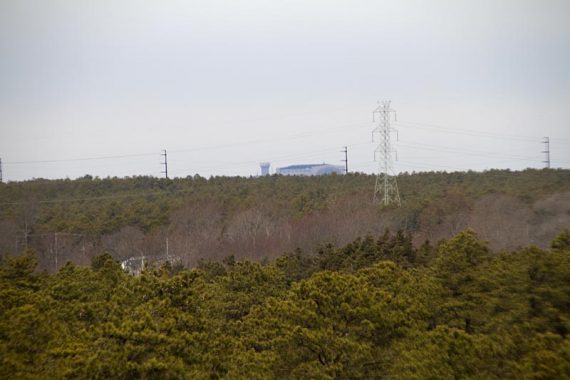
[1, 0, 569, 181]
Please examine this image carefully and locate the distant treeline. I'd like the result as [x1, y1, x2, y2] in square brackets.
[0, 169, 569, 271]
[1, 230, 569, 378]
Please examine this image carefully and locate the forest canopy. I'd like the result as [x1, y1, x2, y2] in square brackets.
[0, 230, 569, 379]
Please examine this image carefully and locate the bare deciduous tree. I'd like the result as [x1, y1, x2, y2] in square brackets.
[530, 192, 570, 247]
[469, 194, 532, 250]
[102, 226, 145, 260]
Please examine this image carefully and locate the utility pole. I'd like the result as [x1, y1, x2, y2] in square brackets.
[542, 137, 550, 169]
[0, 157, 3, 183]
[54, 232, 58, 272]
[165, 237, 169, 261]
[341, 146, 348, 174]
[372, 101, 401, 206]
[161, 150, 169, 179]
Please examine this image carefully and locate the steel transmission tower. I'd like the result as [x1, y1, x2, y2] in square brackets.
[372, 101, 401, 206]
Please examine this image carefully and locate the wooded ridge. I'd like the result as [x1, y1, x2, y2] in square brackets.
[0, 169, 568, 271]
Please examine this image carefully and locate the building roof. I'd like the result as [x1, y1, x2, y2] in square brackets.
[278, 164, 327, 170]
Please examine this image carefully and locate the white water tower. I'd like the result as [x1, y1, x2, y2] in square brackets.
[260, 162, 270, 176]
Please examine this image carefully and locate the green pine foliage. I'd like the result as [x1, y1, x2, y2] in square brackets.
[0, 169, 568, 237]
[1, 230, 569, 378]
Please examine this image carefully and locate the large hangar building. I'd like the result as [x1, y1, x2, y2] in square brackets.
[275, 163, 345, 176]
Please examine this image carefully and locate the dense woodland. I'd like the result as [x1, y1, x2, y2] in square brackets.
[0, 229, 569, 378]
[0, 169, 569, 271]
[0, 170, 569, 378]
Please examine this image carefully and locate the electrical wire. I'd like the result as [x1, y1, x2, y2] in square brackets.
[3, 117, 568, 179]
[394, 120, 540, 142]
[4, 152, 160, 165]
[168, 122, 369, 154]
[396, 140, 543, 162]
[3, 122, 370, 166]
[181, 141, 371, 173]
[0, 142, 371, 205]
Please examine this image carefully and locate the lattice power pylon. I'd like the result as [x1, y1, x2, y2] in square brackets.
[372, 101, 401, 206]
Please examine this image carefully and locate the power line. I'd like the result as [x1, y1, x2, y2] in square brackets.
[182, 142, 370, 173]
[168, 122, 369, 154]
[4, 152, 159, 165]
[0, 142, 371, 206]
[395, 120, 570, 149]
[397, 140, 543, 162]
[1, 122, 370, 169]
[394, 120, 540, 142]
[357, 158, 532, 173]
[3, 119, 566, 169]
[3, 115, 568, 181]
[1, 154, 564, 208]
[397, 160, 482, 172]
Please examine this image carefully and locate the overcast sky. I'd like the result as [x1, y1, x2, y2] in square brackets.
[1, 0, 569, 181]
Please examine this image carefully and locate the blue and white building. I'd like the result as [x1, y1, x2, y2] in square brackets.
[276, 163, 345, 176]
